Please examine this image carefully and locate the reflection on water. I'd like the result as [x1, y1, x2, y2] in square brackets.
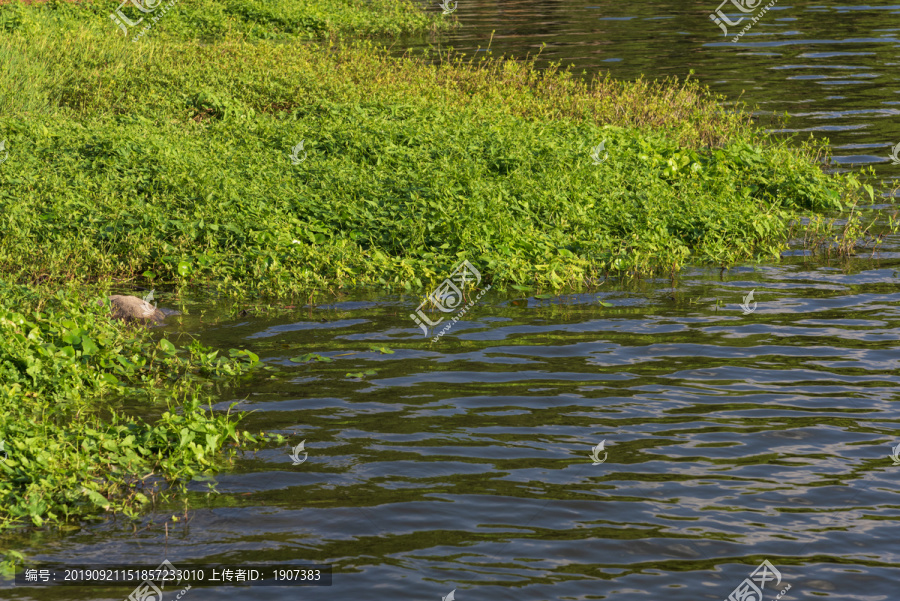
[5, 1, 900, 600]
[7, 260, 900, 600]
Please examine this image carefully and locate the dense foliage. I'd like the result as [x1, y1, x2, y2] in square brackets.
[0, 15, 862, 296]
[0, 282, 269, 534]
[0, 0, 868, 542]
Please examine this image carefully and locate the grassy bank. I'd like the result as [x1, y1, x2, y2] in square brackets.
[0, 0, 447, 540]
[0, 17, 866, 297]
[0, 0, 447, 41]
[0, 0, 871, 541]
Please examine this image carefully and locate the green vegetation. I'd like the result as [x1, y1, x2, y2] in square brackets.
[0, 281, 280, 535]
[0, 0, 869, 297]
[0, 0, 445, 539]
[0, 0, 446, 41]
[0, 0, 874, 541]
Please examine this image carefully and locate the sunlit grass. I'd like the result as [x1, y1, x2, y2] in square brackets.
[0, 0, 878, 543]
[0, 25, 867, 297]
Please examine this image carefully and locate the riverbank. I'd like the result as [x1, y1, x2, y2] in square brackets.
[0, 35, 866, 297]
[0, 0, 872, 543]
[0, 0, 443, 543]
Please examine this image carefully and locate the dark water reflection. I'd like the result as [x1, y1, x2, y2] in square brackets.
[8, 258, 900, 600]
[6, 1, 900, 600]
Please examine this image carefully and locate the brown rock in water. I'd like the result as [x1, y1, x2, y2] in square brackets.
[109, 295, 166, 324]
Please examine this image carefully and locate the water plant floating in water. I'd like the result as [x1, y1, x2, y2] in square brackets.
[0, 1, 870, 299]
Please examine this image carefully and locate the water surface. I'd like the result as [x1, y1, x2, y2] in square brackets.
[5, 1, 900, 600]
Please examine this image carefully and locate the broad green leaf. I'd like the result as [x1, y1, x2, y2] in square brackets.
[80, 336, 99, 356]
[177, 260, 192, 277]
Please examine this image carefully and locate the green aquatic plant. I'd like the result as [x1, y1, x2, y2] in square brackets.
[0, 70, 860, 298]
[0, 0, 446, 42]
[0, 8, 866, 298]
[0, 282, 271, 534]
[346, 369, 377, 379]
[290, 353, 333, 363]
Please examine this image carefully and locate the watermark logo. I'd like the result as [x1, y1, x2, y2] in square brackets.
[411, 260, 490, 340]
[290, 440, 308, 465]
[442, 589, 456, 601]
[723, 559, 789, 601]
[890, 143, 900, 165]
[709, 0, 760, 35]
[141, 289, 157, 318]
[124, 559, 182, 601]
[0, 140, 8, 165]
[710, 0, 779, 41]
[110, 0, 180, 42]
[174, 584, 191, 600]
[438, 0, 457, 15]
[590, 141, 608, 165]
[0, 440, 7, 462]
[290, 141, 307, 165]
[740, 289, 756, 315]
[890, 443, 900, 466]
[590, 440, 608, 465]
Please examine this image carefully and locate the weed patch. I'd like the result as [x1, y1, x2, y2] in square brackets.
[0, 281, 283, 536]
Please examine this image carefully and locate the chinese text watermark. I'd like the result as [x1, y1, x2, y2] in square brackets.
[723, 559, 790, 601]
[709, 0, 781, 42]
[410, 260, 490, 340]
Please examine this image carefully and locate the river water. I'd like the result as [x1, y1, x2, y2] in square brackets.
[6, 1, 900, 600]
